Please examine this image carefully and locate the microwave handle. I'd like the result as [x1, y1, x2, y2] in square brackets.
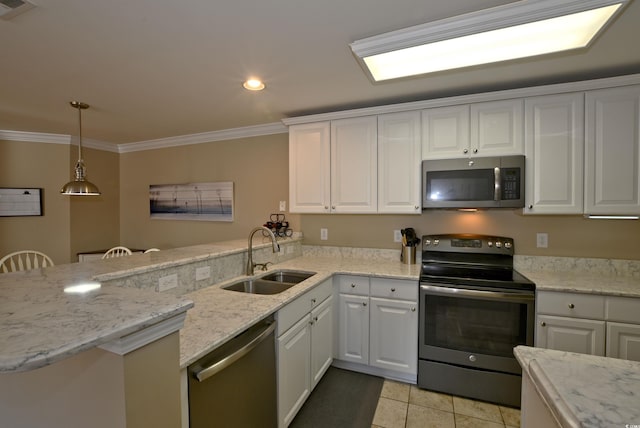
[494, 167, 501, 201]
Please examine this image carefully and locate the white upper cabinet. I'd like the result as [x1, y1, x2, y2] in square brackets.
[377, 111, 422, 213]
[421, 105, 469, 159]
[330, 116, 378, 213]
[585, 85, 640, 215]
[524, 93, 585, 214]
[289, 122, 331, 213]
[470, 99, 524, 156]
[422, 99, 523, 159]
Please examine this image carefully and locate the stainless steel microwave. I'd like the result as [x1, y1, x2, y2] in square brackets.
[422, 155, 525, 209]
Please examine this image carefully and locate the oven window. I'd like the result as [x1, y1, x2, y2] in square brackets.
[426, 170, 494, 201]
[424, 294, 528, 358]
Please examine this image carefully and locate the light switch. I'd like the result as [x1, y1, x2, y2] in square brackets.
[279, 201, 286, 211]
[320, 228, 328, 240]
[536, 233, 548, 248]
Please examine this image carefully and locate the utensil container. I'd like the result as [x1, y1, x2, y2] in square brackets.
[401, 246, 416, 265]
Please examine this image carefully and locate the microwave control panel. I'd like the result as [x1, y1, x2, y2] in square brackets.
[501, 168, 520, 200]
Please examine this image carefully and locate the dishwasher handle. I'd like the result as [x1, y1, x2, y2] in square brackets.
[193, 321, 276, 383]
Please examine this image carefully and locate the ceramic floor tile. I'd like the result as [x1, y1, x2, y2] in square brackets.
[406, 403, 455, 428]
[452, 396, 503, 423]
[408, 386, 454, 413]
[499, 406, 521, 427]
[381, 380, 411, 402]
[455, 414, 505, 428]
[372, 397, 408, 428]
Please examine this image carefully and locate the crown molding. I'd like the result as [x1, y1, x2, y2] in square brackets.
[0, 130, 70, 144]
[0, 130, 119, 152]
[1, 122, 287, 153]
[282, 73, 640, 125]
[117, 122, 288, 153]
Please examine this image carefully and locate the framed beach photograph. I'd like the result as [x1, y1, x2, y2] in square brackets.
[149, 181, 234, 222]
[0, 188, 43, 217]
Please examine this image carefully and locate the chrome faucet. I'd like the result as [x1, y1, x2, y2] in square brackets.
[246, 226, 280, 276]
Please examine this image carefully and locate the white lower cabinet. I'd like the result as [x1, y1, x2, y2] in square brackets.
[369, 297, 417, 374]
[336, 275, 418, 379]
[276, 279, 333, 428]
[536, 314, 605, 356]
[338, 293, 369, 364]
[536, 291, 640, 361]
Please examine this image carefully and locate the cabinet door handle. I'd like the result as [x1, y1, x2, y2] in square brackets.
[363, 302, 367, 307]
[411, 307, 416, 312]
[541, 321, 546, 327]
[391, 288, 396, 292]
[351, 283, 356, 288]
[324, 206, 329, 210]
[414, 206, 419, 210]
[314, 316, 318, 322]
[568, 303, 575, 309]
[311, 298, 317, 304]
[463, 148, 469, 154]
[473, 148, 478, 154]
[528, 205, 533, 209]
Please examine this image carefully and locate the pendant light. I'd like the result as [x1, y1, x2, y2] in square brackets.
[60, 101, 101, 195]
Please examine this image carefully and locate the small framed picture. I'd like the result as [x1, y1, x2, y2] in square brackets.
[0, 188, 43, 217]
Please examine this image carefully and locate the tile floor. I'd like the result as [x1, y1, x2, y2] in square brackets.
[372, 380, 520, 428]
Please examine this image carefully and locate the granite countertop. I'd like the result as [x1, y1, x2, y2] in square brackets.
[519, 269, 640, 297]
[0, 271, 192, 373]
[179, 256, 420, 368]
[515, 346, 640, 428]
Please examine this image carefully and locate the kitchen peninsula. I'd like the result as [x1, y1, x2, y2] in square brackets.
[3, 236, 640, 428]
[516, 346, 640, 428]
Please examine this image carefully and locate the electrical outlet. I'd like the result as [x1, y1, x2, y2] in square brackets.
[158, 273, 178, 292]
[536, 233, 548, 248]
[195, 266, 211, 281]
[320, 228, 328, 240]
[279, 200, 286, 211]
[394, 230, 402, 243]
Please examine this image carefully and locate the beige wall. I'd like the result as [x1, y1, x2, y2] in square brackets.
[0, 140, 71, 263]
[69, 146, 120, 259]
[0, 140, 119, 264]
[119, 133, 299, 249]
[4, 133, 640, 262]
[299, 210, 640, 260]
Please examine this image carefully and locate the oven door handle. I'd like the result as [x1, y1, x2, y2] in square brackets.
[420, 284, 534, 303]
[494, 167, 501, 201]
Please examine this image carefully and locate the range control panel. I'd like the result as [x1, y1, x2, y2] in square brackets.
[422, 234, 514, 255]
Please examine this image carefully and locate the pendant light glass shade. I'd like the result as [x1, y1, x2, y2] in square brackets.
[61, 101, 101, 196]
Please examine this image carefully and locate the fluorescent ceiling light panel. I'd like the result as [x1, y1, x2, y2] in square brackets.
[350, 0, 628, 82]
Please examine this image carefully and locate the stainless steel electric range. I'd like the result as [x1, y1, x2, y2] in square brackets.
[417, 234, 535, 408]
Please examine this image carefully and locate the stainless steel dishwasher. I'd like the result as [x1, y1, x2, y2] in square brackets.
[187, 316, 277, 428]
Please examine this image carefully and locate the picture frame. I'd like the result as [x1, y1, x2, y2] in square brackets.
[0, 188, 43, 217]
[149, 181, 234, 222]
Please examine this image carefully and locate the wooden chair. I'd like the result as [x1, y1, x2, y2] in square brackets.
[102, 246, 132, 259]
[0, 250, 55, 273]
[143, 248, 160, 253]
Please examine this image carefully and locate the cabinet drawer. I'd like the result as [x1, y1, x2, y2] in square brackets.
[370, 278, 417, 301]
[606, 296, 640, 324]
[537, 291, 604, 319]
[336, 275, 370, 296]
[277, 279, 332, 336]
[307, 278, 332, 310]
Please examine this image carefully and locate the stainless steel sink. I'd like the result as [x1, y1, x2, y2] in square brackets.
[222, 270, 316, 295]
[261, 270, 315, 284]
[223, 279, 296, 295]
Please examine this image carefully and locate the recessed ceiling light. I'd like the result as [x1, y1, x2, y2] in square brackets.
[350, 0, 628, 82]
[243, 78, 265, 91]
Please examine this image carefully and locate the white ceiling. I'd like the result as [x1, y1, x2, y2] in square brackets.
[1, 0, 639, 145]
